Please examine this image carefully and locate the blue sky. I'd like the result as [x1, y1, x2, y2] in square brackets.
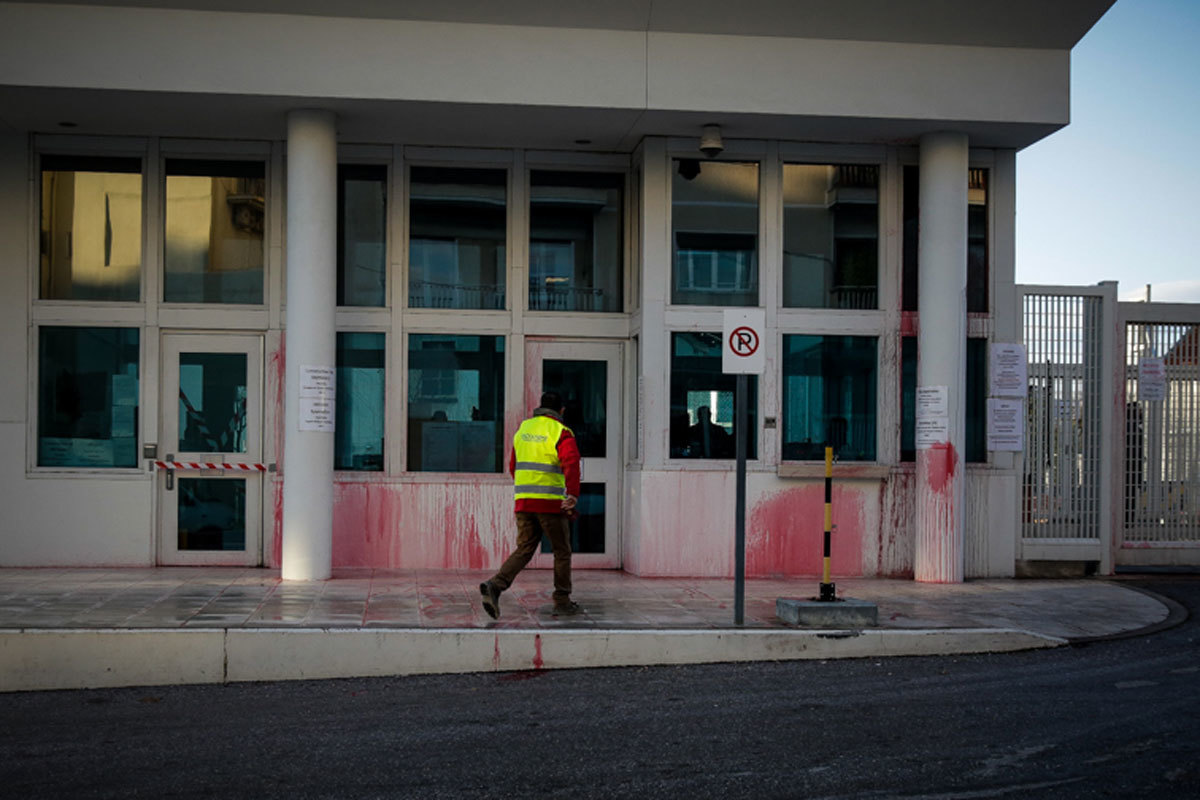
[1016, 0, 1200, 302]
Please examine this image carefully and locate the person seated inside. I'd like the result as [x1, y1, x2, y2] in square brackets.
[687, 405, 734, 458]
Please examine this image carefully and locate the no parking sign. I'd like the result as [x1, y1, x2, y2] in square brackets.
[722, 309, 765, 374]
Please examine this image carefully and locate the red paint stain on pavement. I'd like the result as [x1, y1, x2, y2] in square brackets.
[493, 635, 501, 669]
[924, 442, 957, 493]
[747, 485, 864, 577]
[532, 633, 544, 670]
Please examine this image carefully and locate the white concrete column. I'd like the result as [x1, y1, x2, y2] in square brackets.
[282, 109, 337, 581]
[914, 131, 968, 583]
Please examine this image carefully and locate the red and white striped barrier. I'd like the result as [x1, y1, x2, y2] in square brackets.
[154, 461, 268, 472]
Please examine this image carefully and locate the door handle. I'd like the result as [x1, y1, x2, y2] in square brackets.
[166, 469, 174, 491]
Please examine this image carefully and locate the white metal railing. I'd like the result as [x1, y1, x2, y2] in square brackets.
[408, 281, 505, 309]
[1123, 320, 1200, 544]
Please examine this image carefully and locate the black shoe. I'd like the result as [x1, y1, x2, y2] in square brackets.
[480, 581, 501, 619]
[553, 601, 581, 616]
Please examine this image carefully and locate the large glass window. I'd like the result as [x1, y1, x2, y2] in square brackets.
[164, 159, 265, 304]
[902, 166, 988, 313]
[40, 155, 142, 302]
[38, 326, 139, 468]
[782, 335, 877, 461]
[408, 167, 506, 310]
[336, 333, 386, 471]
[783, 164, 878, 309]
[529, 170, 623, 313]
[338, 165, 387, 307]
[901, 337, 987, 462]
[669, 332, 757, 459]
[407, 335, 504, 472]
[671, 160, 758, 306]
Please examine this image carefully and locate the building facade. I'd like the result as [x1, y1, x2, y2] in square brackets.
[0, 1, 1115, 580]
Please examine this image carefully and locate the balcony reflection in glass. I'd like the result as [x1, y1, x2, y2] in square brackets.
[529, 171, 623, 312]
[164, 159, 265, 305]
[671, 160, 758, 307]
[783, 164, 878, 309]
[409, 167, 506, 310]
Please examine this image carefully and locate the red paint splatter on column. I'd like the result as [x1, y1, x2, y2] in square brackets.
[924, 442, 957, 493]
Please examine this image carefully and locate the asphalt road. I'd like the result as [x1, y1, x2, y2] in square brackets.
[1, 576, 1197, 799]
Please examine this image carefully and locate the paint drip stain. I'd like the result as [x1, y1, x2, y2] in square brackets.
[532, 633, 544, 670]
[925, 442, 958, 493]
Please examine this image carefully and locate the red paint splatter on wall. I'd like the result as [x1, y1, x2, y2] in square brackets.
[924, 442, 957, 493]
[747, 485, 864, 577]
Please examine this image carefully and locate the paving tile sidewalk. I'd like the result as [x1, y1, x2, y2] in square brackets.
[0, 567, 1170, 640]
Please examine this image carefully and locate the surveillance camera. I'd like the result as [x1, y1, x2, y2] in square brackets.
[699, 124, 723, 158]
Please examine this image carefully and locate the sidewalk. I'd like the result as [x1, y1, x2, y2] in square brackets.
[0, 568, 1172, 692]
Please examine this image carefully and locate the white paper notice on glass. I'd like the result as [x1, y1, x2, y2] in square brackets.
[987, 398, 1024, 451]
[990, 343, 1028, 398]
[299, 365, 336, 432]
[915, 385, 949, 449]
[1138, 357, 1167, 401]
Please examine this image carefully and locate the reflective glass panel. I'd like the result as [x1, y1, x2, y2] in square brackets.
[40, 155, 142, 301]
[782, 335, 877, 462]
[671, 160, 758, 306]
[408, 167, 506, 310]
[178, 352, 247, 454]
[670, 332, 757, 459]
[542, 359, 607, 457]
[541, 482, 606, 554]
[529, 171, 623, 312]
[164, 159, 265, 304]
[338, 164, 387, 307]
[902, 166, 988, 312]
[783, 164, 878, 309]
[901, 337, 987, 462]
[336, 332, 385, 471]
[38, 326, 139, 468]
[178, 477, 246, 551]
[407, 335, 505, 472]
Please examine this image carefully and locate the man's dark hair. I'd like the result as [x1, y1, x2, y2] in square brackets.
[540, 391, 563, 411]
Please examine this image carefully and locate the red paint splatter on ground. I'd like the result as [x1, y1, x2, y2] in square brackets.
[747, 486, 864, 577]
[923, 442, 957, 493]
[532, 633, 544, 670]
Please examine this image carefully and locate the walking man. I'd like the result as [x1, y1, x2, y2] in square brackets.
[480, 391, 581, 618]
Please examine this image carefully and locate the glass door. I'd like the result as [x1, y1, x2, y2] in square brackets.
[526, 340, 622, 569]
[159, 333, 263, 566]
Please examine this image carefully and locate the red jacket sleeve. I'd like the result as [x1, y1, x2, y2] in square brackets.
[556, 430, 581, 498]
[508, 447, 516, 478]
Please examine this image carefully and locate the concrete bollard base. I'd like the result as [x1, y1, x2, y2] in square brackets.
[776, 597, 878, 628]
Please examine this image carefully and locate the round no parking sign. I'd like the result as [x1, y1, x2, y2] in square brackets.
[722, 310, 766, 374]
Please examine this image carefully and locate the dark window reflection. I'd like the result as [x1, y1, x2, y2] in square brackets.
[671, 160, 758, 307]
[38, 326, 139, 468]
[408, 167, 506, 310]
[542, 359, 606, 457]
[900, 337, 987, 462]
[164, 159, 265, 305]
[407, 334, 505, 472]
[338, 164, 387, 307]
[902, 166, 988, 313]
[336, 332, 385, 471]
[178, 477, 246, 551]
[40, 155, 142, 302]
[529, 170, 623, 313]
[670, 332, 757, 459]
[783, 164, 878, 309]
[541, 482, 606, 554]
[782, 335, 877, 462]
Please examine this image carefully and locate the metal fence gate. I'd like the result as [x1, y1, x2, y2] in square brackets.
[1019, 285, 1113, 571]
[1119, 309, 1200, 565]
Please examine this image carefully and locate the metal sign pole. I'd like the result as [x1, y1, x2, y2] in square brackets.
[734, 373, 747, 625]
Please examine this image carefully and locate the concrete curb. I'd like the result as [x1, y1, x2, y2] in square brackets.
[0, 626, 1068, 692]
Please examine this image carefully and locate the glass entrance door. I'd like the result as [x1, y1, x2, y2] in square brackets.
[526, 340, 622, 569]
[159, 333, 263, 565]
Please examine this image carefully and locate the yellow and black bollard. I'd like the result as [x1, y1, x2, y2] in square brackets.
[819, 445, 836, 602]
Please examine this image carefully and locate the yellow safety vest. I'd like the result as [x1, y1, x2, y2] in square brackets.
[513, 414, 572, 503]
